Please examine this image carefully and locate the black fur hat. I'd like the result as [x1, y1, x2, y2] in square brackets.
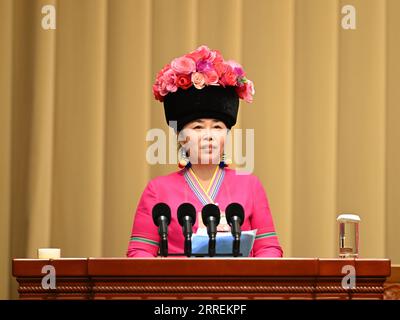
[163, 85, 239, 132]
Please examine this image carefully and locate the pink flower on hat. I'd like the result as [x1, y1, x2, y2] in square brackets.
[186, 45, 212, 62]
[204, 70, 219, 85]
[161, 68, 178, 93]
[191, 72, 206, 89]
[153, 84, 163, 101]
[236, 79, 255, 103]
[220, 65, 238, 86]
[226, 60, 245, 78]
[171, 56, 196, 74]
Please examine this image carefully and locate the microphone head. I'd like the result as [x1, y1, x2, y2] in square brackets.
[201, 203, 221, 226]
[152, 202, 171, 226]
[225, 203, 245, 226]
[177, 203, 197, 226]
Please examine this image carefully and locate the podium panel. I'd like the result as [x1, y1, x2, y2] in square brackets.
[12, 258, 391, 300]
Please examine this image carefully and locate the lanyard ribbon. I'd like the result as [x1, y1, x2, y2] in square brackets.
[183, 166, 225, 206]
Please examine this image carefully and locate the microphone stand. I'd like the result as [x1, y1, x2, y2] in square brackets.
[159, 235, 168, 257]
[158, 216, 169, 257]
[183, 215, 193, 257]
[207, 216, 217, 257]
[231, 216, 242, 257]
[232, 235, 240, 257]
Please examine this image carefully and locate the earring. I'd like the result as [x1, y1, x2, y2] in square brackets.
[178, 147, 191, 169]
[219, 152, 232, 168]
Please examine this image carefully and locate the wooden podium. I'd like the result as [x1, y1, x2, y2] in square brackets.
[12, 258, 391, 300]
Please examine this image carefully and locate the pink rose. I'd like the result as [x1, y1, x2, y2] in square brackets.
[171, 56, 196, 74]
[162, 68, 178, 92]
[236, 80, 255, 103]
[176, 74, 192, 90]
[226, 60, 245, 78]
[212, 50, 224, 64]
[153, 84, 164, 102]
[191, 72, 206, 89]
[205, 49, 224, 65]
[186, 45, 211, 62]
[214, 61, 227, 77]
[204, 70, 219, 85]
[220, 65, 237, 86]
[156, 64, 171, 82]
[159, 82, 169, 96]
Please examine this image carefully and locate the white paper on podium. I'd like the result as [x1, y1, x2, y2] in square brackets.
[192, 228, 257, 257]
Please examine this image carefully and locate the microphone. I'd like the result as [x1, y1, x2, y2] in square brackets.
[226, 203, 245, 257]
[201, 204, 221, 257]
[152, 203, 171, 257]
[177, 203, 197, 257]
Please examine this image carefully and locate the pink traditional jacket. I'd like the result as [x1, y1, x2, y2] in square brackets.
[126, 166, 283, 258]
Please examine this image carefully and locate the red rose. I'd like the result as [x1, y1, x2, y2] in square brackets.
[220, 65, 237, 86]
[176, 74, 192, 90]
[214, 61, 227, 77]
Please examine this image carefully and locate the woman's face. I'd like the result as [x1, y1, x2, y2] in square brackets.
[179, 118, 227, 165]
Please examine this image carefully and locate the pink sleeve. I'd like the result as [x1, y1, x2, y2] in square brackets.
[250, 176, 283, 257]
[126, 180, 160, 258]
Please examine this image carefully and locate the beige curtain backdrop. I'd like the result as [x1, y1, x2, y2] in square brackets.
[1, 0, 399, 299]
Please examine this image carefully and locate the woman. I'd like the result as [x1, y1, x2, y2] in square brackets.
[127, 45, 283, 258]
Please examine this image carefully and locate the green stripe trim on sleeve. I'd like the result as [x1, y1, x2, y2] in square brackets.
[130, 236, 159, 247]
[255, 232, 277, 240]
